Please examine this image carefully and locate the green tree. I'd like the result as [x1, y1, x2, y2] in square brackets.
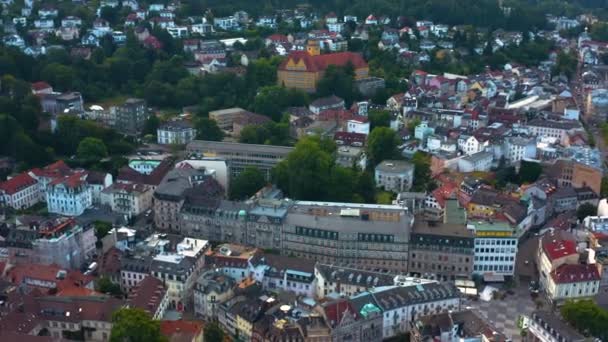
[576, 203, 597, 222]
[195, 118, 224, 141]
[143, 115, 160, 136]
[407, 118, 421, 136]
[367, 127, 400, 167]
[96, 276, 123, 297]
[229, 167, 267, 200]
[110, 308, 166, 342]
[273, 136, 334, 200]
[77, 137, 108, 161]
[368, 109, 391, 129]
[518, 160, 542, 184]
[316, 64, 359, 106]
[411, 151, 434, 192]
[561, 300, 608, 340]
[204, 322, 225, 342]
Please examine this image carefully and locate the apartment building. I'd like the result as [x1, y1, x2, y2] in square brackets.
[114, 98, 148, 135]
[157, 120, 196, 145]
[4, 218, 96, 270]
[46, 172, 92, 216]
[127, 275, 169, 320]
[0, 172, 40, 210]
[526, 118, 582, 146]
[101, 182, 153, 216]
[283, 201, 413, 273]
[186, 140, 294, 179]
[409, 218, 475, 281]
[153, 168, 223, 231]
[375, 160, 415, 193]
[524, 311, 586, 342]
[194, 270, 235, 320]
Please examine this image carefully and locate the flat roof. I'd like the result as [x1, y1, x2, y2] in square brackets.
[187, 140, 294, 154]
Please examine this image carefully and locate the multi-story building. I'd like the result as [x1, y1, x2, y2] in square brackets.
[204, 243, 260, 282]
[411, 310, 507, 342]
[46, 172, 92, 216]
[120, 255, 152, 292]
[153, 168, 223, 231]
[35, 295, 122, 341]
[208, 107, 249, 130]
[3, 218, 96, 270]
[408, 218, 475, 281]
[526, 118, 583, 146]
[457, 151, 493, 172]
[249, 254, 316, 297]
[375, 160, 415, 193]
[537, 229, 601, 303]
[186, 140, 293, 179]
[29, 160, 74, 200]
[101, 182, 153, 216]
[524, 311, 586, 342]
[352, 281, 461, 339]
[277, 47, 369, 92]
[151, 253, 197, 311]
[471, 221, 518, 280]
[314, 264, 396, 299]
[317, 298, 383, 342]
[157, 120, 196, 145]
[283, 202, 413, 273]
[504, 136, 537, 163]
[114, 98, 148, 135]
[194, 270, 235, 320]
[0, 172, 40, 210]
[545, 159, 602, 195]
[127, 275, 169, 320]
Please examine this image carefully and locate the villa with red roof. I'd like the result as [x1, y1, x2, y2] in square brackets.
[0, 172, 41, 210]
[277, 41, 368, 92]
[537, 229, 601, 303]
[46, 171, 92, 216]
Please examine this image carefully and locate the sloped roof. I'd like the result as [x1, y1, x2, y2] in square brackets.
[551, 264, 600, 284]
[0, 173, 38, 195]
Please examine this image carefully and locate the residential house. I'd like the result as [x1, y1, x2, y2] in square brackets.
[0, 172, 40, 210]
[194, 270, 235, 320]
[157, 120, 197, 145]
[46, 172, 92, 216]
[457, 151, 493, 172]
[101, 183, 153, 216]
[375, 160, 415, 193]
[127, 275, 169, 320]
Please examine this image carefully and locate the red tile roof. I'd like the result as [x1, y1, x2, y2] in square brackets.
[29, 160, 73, 179]
[279, 51, 367, 73]
[31, 81, 51, 91]
[431, 182, 457, 208]
[160, 320, 203, 339]
[127, 276, 166, 317]
[48, 171, 87, 188]
[0, 173, 38, 195]
[7, 263, 94, 294]
[323, 299, 357, 328]
[541, 231, 577, 261]
[551, 264, 601, 284]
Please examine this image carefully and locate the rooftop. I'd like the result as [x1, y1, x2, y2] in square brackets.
[376, 160, 414, 173]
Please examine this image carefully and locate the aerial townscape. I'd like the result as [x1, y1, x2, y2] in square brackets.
[3, 0, 608, 341]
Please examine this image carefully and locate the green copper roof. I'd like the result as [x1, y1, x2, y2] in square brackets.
[360, 303, 381, 317]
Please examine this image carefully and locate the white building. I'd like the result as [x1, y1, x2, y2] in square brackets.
[524, 311, 586, 342]
[194, 270, 235, 320]
[504, 136, 537, 163]
[375, 160, 415, 193]
[157, 120, 197, 145]
[101, 183, 153, 216]
[346, 118, 370, 136]
[537, 229, 600, 303]
[360, 281, 461, 339]
[0, 172, 41, 210]
[214, 16, 238, 30]
[458, 135, 486, 155]
[249, 255, 316, 298]
[471, 221, 518, 279]
[457, 151, 493, 172]
[46, 172, 93, 216]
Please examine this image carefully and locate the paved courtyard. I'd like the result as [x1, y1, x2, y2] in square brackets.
[464, 284, 537, 341]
